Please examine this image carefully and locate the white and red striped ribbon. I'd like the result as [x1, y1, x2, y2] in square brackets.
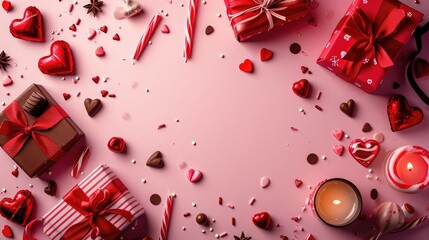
[71, 147, 90, 177]
[43, 165, 144, 240]
[184, 0, 198, 61]
[133, 13, 163, 61]
[159, 194, 174, 240]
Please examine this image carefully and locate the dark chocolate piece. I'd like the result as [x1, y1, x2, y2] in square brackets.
[205, 25, 214, 35]
[84, 98, 102, 117]
[146, 151, 164, 168]
[196, 213, 208, 225]
[370, 189, 378, 200]
[44, 181, 57, 196]
[307, 153, 318, 165]
[150, 194, 161, 206]
[290, 43, 301, 54]
[362, 123, 372, 132]
[23, 91, 47, 116]
[340, 99, 355, 117]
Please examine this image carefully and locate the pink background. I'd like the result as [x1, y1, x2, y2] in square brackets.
[1, 0, 429, 239]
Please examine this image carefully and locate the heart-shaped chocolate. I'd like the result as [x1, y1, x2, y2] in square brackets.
[340, 99, 355, 117]
[239, 59, 253, 73]
[349, 139, 380, 167]
[387, 94, 423, 132]
[38, 40, 75, 75]
[292, 79, 311, 98]
[252, 212, 271, 230]
[44, 181, 57, 196]
[9, 6, 43, 42]
[84, 98, 102, 117]
[108, 137, 126, 153]
[0, 190, 34, 226]
[187, 168, 203, 183]
[146, 151, 164, 168]
[413, 58, 429, 79]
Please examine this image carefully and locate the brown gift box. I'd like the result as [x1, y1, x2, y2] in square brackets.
[0, 84, 85, 177]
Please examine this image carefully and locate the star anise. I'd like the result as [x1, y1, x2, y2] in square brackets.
[0, 51, 10, 71]
[234, 231, 252, 240]
[83, 0, 104, 17]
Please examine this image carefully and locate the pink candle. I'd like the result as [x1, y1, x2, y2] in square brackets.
[312, 178, 362, 227]
[385, 145, 429, 193]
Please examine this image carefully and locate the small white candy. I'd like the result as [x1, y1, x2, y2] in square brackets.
[368, 169, 373, 173]
[131, 159, 136, 164]
[141, 179, 146, 183]
[216, 13, 221, 17]
[220, 54, 225, 58]
[322, 155, 327, 160]
[366, 174, 372, 179]
[215, 234, 220, 238]
[192, 202, 197, 207]
[192, 141, 197, 146]
[29, 184, 33, 188]
[182, 226, 186, 231]
[202, 230, 206, 233]
[2, 188, 6, 193]
[345, 134, 349, 139]
[209, 228, 213, 232]
[171, 193, 177, 197]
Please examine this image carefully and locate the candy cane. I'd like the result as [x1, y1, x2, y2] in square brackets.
[184, 0, 198, 61]
[392, 215, 427, 233]
[159, 194, 174, 240]
[133, 13, 162, 61]
[71, 147, 90, 177]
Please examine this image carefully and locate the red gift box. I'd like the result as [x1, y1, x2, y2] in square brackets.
[224, 0, 311, 42]
[317, 0, 423, 93]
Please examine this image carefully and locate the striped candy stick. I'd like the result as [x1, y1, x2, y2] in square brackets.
[71, 147, 90, 177]
[133, 13, 163, 61]
[184, 0, 198, 61]
[159, 194, 174, 240]
[392, 215, 427, 233]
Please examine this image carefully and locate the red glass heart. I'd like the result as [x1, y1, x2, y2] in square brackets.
[0, 190, 34, 226]
[292, 79, 311, 98]
[9, 6, 44, 42]
[252, 212, 271, 230]
[38, 40, 75, 75]
[349, 139, 380, 167]
[387, 95, 423, 132]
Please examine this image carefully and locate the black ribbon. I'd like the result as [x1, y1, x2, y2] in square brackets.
[407, 21, 429, 105]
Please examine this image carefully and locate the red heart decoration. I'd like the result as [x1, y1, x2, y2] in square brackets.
[0, 190, 34, 226]
[252, 212, 271, 230]
[239, 59, 253, 73]
[260, 48, 273, 61]
[108, 137, 126, 153]
[2, 1, 12, 12]
[100, 25, 108, 33]
[9, 6, 43, 42]
[292, 79, 311, 98]
[1, 224, 13, 238]
[413, 58, 429, 79]
[38, 40, 75, 75]
[349, 139, 380, 167]
[387, 94, 423, 132]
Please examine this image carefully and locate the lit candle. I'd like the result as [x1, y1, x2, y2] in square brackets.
[312, 178, 362, 227]
[385, 145, 429, 193]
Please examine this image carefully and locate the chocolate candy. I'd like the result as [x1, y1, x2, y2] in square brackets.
[307, 153, 318, 165]
[146, 151, 164, 168]
[44, 181, 57, 196]
[205, 25, 214, 35]
[340, 99, 355, 117]
[84, 98, 102, 117]
[23, 91, 47, 116]
[150, 194, 161, 206]
[196, 213, 208, 225]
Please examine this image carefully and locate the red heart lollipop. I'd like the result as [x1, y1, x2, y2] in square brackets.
[9, 6, 44, 42]
[349, 139, 380, 167]
[252, 212, 271, 230]
[292, 79, 311, 98]
[0, 190, 34, 226]
[38, 40, 75, 75]
[387, 95, 423, 132]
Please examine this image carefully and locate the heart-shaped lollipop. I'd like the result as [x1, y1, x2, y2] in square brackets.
[0, 190, 35, 226]
[349, 139, 380, 167]
[387, 94, 423, 132]
[38, 40, 75, 75]
[9, 6, 44, 42]
[114, 0, 142, 20]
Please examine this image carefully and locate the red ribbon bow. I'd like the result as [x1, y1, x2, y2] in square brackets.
[342, 8, 406, 78]
[62, 179, 132, 240]
[0, 101, 68, 159]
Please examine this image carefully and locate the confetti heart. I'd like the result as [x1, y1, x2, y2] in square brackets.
[239, 59, 253, 73]
[107, 137, 126, 153]
[332, 129, 344, 141]
[260, 48, 273, 61]
[100, 25, 108, 33]
[112, 33, 120, 41]
[295, 179, 302, 188]
[340, 99, 355, 117]
[38, 40, 75, 75]
[87, 28, 96, 40]
[292, 79, 311, 98]
[1, 224, 13, 238]
[349, 139, 380, 167]
[63, 93, 71, 100]
[387, 94, 423, 132]
[95, 46, 105, 57]
[301, 66, 309, 73]
[84, 98, 102, 117]
[92, 76, 100, 83]
[11, 169, 18, 178]
[2, 1, 12, 12]
[146, 151, 164, 168]
[69, 24, 76, 31]
[333, 145, 344, 156]
[187, 168, 203, 183]
[252, 212, 271, 230]
[413, 58, 429, 79]
[161, 24, 170, 34]
[0, 190, 34, 226]
[101, 90, 108, 97]
[44, 181, 57, 196]
[9, 6, 43, 42]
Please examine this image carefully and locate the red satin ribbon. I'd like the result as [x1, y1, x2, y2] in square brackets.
[61, 179, 132, 240]
[342, 8, 406, 78]
[0, 101, 68, 159]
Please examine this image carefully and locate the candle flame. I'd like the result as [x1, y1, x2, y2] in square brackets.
[407, 162, 413, 171]
[333, 200, 341, 205]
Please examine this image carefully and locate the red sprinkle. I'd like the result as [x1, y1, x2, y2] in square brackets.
[300, 66, 309, 74]
[218, 197, 223, 205]
[108, 94, 116, 98]
[76, 19, 81, 25]
[227, 203, 234, 209]
[276, 223, 280, 227]
[157, 124, 166, 129]
[231, 217, 236, 226]
[315, 105, 323, 111]
[69, 24, 77, 31]
[291, 216, 301, 222]
[290, 127, 298, 132]
[63, 93, 71, 100]
[183, 212, 191, 217]
[316, 91, 321, 100]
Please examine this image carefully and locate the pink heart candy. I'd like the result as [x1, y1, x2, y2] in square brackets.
[333, 145, 344, 156]
[332, 129, 344, 141]
[95, 46, 105, 57]
[187, 168, 203, 183]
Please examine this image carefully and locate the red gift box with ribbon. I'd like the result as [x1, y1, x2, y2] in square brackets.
[24, 165, 144, 240]
[224, 0, 311, 42]
[317, 0, 423, 93]
[0, 84, 85, 177]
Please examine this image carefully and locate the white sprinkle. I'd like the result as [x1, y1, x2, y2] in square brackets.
[249, 197, 256, 205]
[345, 134, 349, 139]
[1, 188, 6, 193]
[50, 37, 54, 41]
[305, 198, 310, 205]
[75, 76, 80, 80]
[366, 174, 372, 179]
[171, 193, 177, 197]
[73, 0, 78, 4]
[175, 119, 180, 122]
[141, 179, 146, 183]
[299, 108, 304, 112]
[61, 77, 66, 81]
[29, 184, 33, 188]
[1, 102, 5, 106]
[217, 13, 221, 17]
[163, 12, 168, 17]
[202, 0, 206, 4]
[13, 165, 17, 170]
[260, 176, 270, 188]
[192, 202, 197, 207]
[375, 176, 379, 180]
[131, 159, 136, 164]
[180, 3, 184, 7]
[145, 88, 150, 92]
[148, 41, 152, 45]
[220, 54, 225, 58]
[322, 155, 327, 160]
[215, 234, 220, 238]
[80, 171, 85, 175]
[202, 230, 206, 233]
[307, 185, 311, 189]
[209, 228, 214, 232]
[212, 218, 216, 223]
[192, 141, 197, 146]
[182, 226, 186, 231]
[368, 169, 373, 173]
[59, 28, 64, 32]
